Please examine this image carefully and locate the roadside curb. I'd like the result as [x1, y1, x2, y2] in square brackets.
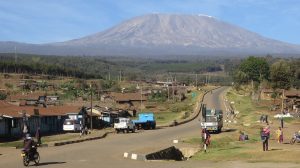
[14, 131, 114, 149]
[123, 152, 146, 161]
[157, 86, 222, 128]
[123, 146, 199, 161]
[53, 131, 113, 147]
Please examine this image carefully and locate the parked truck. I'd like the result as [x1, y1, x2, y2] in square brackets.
[133, 113, 156, 130]
[114, 118, 136, 133]
[200, 104, 223, 133]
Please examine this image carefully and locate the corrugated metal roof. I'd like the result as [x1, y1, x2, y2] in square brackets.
[0, 100, 80, 118]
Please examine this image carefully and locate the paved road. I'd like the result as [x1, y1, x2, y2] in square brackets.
[0, 87, 298, 168]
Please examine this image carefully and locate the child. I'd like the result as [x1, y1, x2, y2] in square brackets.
[276, 127, 283, 143]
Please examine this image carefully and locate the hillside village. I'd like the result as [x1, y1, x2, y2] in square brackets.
[0, 73, 200, 138]
[1, 71, 299, 139]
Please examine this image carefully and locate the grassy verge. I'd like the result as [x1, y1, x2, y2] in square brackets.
[0, 133, 80, 148]
[186, 88, 300, 163]
[0, 141, 24, 148]
[155, 112, 184, 125]
[183, 134, 258, 161]
[152, 86, 216, 125]
[147, 89, 204, 125]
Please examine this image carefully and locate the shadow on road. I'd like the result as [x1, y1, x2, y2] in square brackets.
[35, 161, 66, 166]
[269, 148, 283, 151]
[222, 128, 237, 133]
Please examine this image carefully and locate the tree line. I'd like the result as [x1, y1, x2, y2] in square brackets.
[0, 53, 228, 82]
[0, 60, 100, 79]
[233, 56, 300, 90]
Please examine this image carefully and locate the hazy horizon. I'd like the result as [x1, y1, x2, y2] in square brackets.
[0, 0, 300, 45]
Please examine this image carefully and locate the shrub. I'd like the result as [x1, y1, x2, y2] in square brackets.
[0, 92, 7, 100]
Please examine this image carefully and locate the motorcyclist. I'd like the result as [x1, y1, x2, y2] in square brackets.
[23, 134, 36, 156]
[296, 131, 300, 138]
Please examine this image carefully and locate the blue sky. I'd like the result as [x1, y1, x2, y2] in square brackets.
[0, 0, 299, 44]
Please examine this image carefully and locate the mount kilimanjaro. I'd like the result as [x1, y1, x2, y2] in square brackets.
[1, 14, 300, 58]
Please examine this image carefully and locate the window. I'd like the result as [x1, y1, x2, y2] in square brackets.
[11, 119, 19, 128]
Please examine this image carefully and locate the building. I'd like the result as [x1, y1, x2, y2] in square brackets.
[0, 100, 80, 138]
[110, 92, 147, 108]
[284, 90, 300, 111]
[260, 89, 283, 100]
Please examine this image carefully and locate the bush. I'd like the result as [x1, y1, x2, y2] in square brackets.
[5, 83, 13, 89]
[0, 92, 7, 100]
[149, 91, 167, 102]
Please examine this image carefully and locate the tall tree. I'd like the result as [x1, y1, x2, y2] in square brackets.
[238, 56, 270, 83]
[270, 60, 294, 90]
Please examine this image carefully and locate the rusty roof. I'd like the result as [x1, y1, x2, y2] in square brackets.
[285, 90, 300, 97]
[110, 92, 147, 102]
[0, 100, 80, 118]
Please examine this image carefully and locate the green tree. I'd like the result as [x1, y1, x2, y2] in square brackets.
[233, 70, 248, 84]
[239, 56, 270, 83]
[290, 60, 300, 89]
[270, 60, 294, 90]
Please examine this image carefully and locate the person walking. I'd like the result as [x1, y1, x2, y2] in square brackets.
[22, 124, 28, 139]
[133, 109, 137, 117]
[80, 122, 84, 137]
[261, 126, 270, 151]
[280, 117, 284, 128]
[35, 127, 42, 146]
[202, 128, 211, 146]
[265, 115, 269, 125]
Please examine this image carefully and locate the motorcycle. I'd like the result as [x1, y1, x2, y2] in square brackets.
[21, 145, 40, 166]
[290, 132, 300, 145]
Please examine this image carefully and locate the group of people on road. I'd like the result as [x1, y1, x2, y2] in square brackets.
[260, 121, 286, 151]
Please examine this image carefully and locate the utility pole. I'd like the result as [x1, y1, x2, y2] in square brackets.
[167, 85, 170, 102]
[195, 73, 198, 89]
[172, 76, 175, 102]
[166, 77, 170, 101]
[90, 84, 93, 130]
[14, 46, 17, 73]
[208, 73, 210, 85]
[204, 126, 207, 153]
[281, 89, 285, 112]
[140, 85, 143, 113]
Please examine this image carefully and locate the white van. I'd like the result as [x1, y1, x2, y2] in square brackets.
[63, 119, 81, 132]
[114, 118, 135, 133]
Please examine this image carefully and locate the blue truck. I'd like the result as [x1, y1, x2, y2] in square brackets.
[132, 113, 156, 130]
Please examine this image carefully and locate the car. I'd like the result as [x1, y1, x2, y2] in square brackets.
[114, 118, 135, 133]
[63, 119, 81, 132]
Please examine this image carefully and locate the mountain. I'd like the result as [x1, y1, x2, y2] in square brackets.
[1, 14, 300, 57]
